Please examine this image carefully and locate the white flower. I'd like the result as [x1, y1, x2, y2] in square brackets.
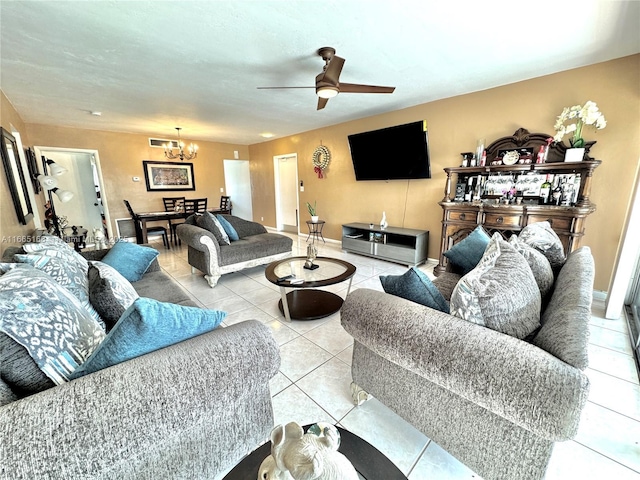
[553, 100, 607, 147]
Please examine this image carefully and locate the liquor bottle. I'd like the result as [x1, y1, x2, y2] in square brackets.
[536, 145, 546, 164]
[479, 150, 487, 167]
[539, 175, 552, 205]
[551, 177, 563, 206]
[464, 177, 474, 202]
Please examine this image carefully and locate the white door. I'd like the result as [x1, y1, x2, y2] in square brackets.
[223, 159, 253, 220]
[34, 147, 113, 244]
[274, 154, 299, 233]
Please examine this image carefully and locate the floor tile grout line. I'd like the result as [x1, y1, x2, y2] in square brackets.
[586, 367, 640, 387]
[585, 399, 640, 424]
[406, 440, 431, 478]
[571, 439, 640, 474]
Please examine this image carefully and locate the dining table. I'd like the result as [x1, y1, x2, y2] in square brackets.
[135, 207, 230, 244]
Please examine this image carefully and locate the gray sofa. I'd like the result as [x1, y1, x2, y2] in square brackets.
[340, 246, 594, 480]
[1, 246, 280, 479]
[177, 215, 292, 287]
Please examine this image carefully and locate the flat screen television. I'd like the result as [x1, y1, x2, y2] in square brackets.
[347, 120, 431, 181]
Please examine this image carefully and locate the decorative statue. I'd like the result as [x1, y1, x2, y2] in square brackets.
[258, 422, 359, 480]
[304, 244, 318, 270]
[93, 227, 107, 250]
[380, 211, 388, 230]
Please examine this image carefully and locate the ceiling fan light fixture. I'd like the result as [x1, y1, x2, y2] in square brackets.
[317, 86, 339, 99]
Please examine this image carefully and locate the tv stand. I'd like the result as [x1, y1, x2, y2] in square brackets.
[342, 223, 429, 267]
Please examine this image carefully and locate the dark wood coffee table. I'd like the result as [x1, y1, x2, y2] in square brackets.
[222, 424, 408, 479]
[265, 257, 356, 321]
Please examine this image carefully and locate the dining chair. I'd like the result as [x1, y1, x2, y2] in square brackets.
[162, 196, 186, 245]
[123, 199, 169, 248]
[219, 196, 232, 215]
[184, 198, 208, 214]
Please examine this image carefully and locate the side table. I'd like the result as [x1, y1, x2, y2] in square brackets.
[305, 220, 325, 243]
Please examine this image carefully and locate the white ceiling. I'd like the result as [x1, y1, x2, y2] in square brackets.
[1, 1, 639, 145]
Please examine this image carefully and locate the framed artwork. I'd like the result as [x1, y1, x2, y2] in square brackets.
[142, 161, 195, 191]
[1, 127, 34, 225]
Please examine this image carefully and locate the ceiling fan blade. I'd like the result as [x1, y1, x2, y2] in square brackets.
[256, 86, 315, 89]
[339, 83, 396, 94]
[320, 56, 345, 85]
[317, 97, 329, 110]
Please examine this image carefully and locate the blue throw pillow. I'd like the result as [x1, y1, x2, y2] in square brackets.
[216, 215, 240, 241]
[380, 267, 449, 313]
[443, 225, 490, 275]
[101, 241, 159, 282]
[73, 298, 226, 377]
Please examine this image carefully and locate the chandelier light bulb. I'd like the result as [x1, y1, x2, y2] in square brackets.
[164, 127, 198, 161]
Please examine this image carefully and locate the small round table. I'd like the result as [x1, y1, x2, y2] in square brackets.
[305, 220, 326, 243]
[222, 424, 408, 479]
[265, 257, 356, 321]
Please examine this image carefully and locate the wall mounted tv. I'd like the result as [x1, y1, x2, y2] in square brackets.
[347, 120, 431, 181]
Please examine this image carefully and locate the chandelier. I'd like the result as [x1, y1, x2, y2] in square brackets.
[164, 127, 198, 161]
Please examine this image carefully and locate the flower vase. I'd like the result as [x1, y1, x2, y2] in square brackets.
[380, 211, 388, 230]
[564, 148, 585, 163]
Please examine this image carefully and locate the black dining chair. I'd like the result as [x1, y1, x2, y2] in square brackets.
[184, 198, 208, 214]
[219, 196, 232, 215]
[162, 197, 186, 245]
[123, 199, 169, 248]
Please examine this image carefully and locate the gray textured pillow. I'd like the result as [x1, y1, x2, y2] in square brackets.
[508, 235, 554, 300]
[88, 261, 139, 332]
[450, 233, 541, 339]
[0, 377, 18, 406]
[519, 221, 566, 271]
[196, 212, 230, 245]
[533, 246, 594, 369]
[0, 332, 55, 399]
[431, 272, 461, 303]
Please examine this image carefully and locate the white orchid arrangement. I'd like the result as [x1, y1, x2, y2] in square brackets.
[553, 101, 607, 148]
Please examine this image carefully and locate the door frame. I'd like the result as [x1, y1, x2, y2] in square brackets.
[33, 146, 114, 242]
[273, 153, 299, 234]
[223, 159, 253, 221]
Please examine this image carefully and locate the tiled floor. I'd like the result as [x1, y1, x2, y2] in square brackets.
[152, 232, 640, 479]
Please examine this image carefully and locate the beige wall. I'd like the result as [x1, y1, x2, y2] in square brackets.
[0, 91, 36, 248]
[24, 124, 250, 235]
[249, 55, 640, 292]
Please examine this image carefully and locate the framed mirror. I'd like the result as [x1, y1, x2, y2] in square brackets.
[1, 127, 34, 225]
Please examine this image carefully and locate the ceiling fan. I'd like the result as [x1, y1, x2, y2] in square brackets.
[257, 47, 396, 110]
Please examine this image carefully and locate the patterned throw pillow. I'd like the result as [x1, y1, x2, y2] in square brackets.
[380, 267, 449, 313]
[0, 265, 105, 385]
[13, 253, 103, 327]
[88, 261, 139, 332]
[508, 235, 555, 300]
[73, 297, 226, 377]
[519, 221, 566, 271]
[196, 212, 231, 245]
[443, 225, 491, 275]
[449, 233, 541, 340]
[23, 235, 89, 271]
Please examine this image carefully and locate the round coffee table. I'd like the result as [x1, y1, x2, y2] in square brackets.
[222, 424, 408, 479]
[265, 257, 356, 321]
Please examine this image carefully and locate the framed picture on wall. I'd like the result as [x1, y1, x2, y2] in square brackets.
[1, 127, 34, 225]
[142, 161, 195, 191]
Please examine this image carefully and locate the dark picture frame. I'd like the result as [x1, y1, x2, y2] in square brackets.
[142, 161, 195, 191]
[1, 127, 34, 225]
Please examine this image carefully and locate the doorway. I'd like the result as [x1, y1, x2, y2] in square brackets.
[273, 154, 299, 233]
[223, 159, 253, 221]
[33, 147, 113, 244]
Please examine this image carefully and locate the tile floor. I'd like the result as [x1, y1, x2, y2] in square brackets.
[151, 232, 640, 479]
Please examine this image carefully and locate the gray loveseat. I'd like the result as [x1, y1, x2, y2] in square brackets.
[1, 246, 280, 479]
[341, 246, 594, 480]
[177, 215, 292, 287]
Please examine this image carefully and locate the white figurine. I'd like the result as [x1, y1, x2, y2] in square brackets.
[258, 422, 359, 480]
[93, 227, 107, 250]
